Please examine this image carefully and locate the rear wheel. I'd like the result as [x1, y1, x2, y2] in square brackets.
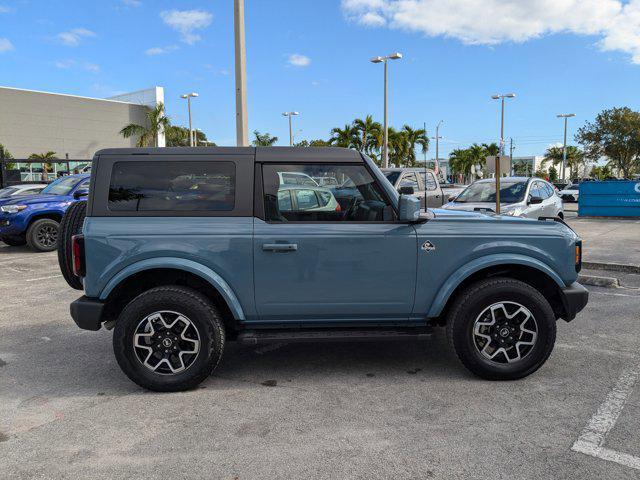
[113, 286, 225, 392]
[0, 235, 26, 246]
[57, 201, 87, 289]
[446, 277, 556, 380]
[26, 218, 59, 252]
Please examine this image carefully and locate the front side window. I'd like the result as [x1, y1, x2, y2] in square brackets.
[109, 161, 235, 212]
[400, 173, 419, 191]
[420, 172, 438, 191]
[263, 164, 394, 222]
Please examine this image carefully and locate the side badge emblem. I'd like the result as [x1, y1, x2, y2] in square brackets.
[421, 241, 436, 252]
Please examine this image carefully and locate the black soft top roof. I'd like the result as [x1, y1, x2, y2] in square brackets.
[94, 146, 363, 163]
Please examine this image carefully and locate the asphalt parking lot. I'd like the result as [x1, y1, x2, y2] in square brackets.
[1, 244, 640, 479]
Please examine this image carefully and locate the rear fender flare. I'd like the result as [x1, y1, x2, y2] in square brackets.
[99, 257, 245, 320]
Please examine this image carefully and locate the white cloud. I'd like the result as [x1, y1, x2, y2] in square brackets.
[160, 9, 212, 45]
[57, 28, 96, 46]
[121, 0, 141, 6]
[84, 62, 100, 73]
[341, 0, 640, 64]
[0, 5, 13, 13]
[288, 53, 311, 67]
[0, 37, 13, 52]
[145, 45, 179, 56]
[54, 59, 75, 69]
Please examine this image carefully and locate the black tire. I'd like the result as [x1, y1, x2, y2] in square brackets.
[0, 235, 26, 246]
[446, 277, 556, 380]
[57, 201, 87, 290]
[113, 286, 225, 392]
[26, 218, 60, 252]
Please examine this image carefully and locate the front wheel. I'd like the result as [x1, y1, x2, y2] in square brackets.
[446, 277, 556, 380]
[113, 286, 225, 392]
[26, 218, 59, 252]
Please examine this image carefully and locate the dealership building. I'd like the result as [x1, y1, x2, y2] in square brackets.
[0, 85, 165, 164]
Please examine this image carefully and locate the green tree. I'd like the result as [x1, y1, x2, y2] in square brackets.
[449, 148, 474, 182]
[467, 143, 487, 177]
[329, 124, 358, 148]
[590, 164, 613, 180]
[165, 126, 215, 147]
[482, 142, 500, 157]
[401, 124, 429, 167]
[548, 165, 558, 181]
[309, 139, 331, 147]
[353, 115, 382, 154]
[576, 107, 640, 178]
[120, 102, 170, 148]
[0, 143, 14, 170]
[252, 130, 278, 147]
[28, 151, 58, 179]
[542, 145, 586, 179]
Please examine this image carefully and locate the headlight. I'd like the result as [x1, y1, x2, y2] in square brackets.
[0, 205, 27, 214]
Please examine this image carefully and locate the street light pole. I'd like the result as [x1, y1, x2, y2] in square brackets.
[491, 93, 516, 214]
[234, 0, 249, 146]
[557, 113, 576, 182]
[371, 53, 402, 168]
[180, 93, 199, 147]
[282, 112, 299, 146]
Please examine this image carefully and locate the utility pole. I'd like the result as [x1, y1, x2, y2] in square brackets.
[282, 112, 299, 146]
[180, 93, 198, 147]
[234, 0, 249, 146]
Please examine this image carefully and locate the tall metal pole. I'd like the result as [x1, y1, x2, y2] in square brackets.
[500, 97, 505, 156]
[435, 123, 440, 171]
[288, 114, 293, 146]
[187, 96, 193, 147]
[234, 0, 249, 147]
[562, 116, 568, 181]
[383, 59, 388, 168]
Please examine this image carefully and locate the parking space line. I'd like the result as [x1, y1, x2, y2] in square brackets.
[25, 274, 63, 282]
[571, 358, 640, 471]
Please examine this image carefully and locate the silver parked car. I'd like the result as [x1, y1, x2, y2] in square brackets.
[382, 168, 444, 208]
[442, 177, 564, 219]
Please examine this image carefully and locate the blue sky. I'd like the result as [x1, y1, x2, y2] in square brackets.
[1, 0, 640, 158]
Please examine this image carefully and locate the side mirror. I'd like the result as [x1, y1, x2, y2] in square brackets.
[528, 195, 543, 205]
[398, 194, 421, 222]
[73, 188, 89, 199]
[399, 186, 414, 195]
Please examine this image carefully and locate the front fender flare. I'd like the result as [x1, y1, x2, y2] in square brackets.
[99, 257, 245, 320]
[426, 254, 565, 318]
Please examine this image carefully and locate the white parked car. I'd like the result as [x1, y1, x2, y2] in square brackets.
[312, 176, 340, 187]
[277, 171, 319, 186]
[0, 183, 47, 200]
[558, 183, 580, 202]
[442, 177, 564, 219]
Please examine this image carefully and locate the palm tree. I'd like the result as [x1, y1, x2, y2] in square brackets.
[449, 148, 473, 182]
[252, 130, 278, 146]
[401, 125, 429, 167]
[387, 127, 411, 167]
[466, 143, 487, 177]
[353, 115, 382, 155]
[120, 102, 170, 148]
[482, 142, 500, 157]
[329, 124, 358, 148]
[28, 151, 58, 181]
[543, 145, 586, 179]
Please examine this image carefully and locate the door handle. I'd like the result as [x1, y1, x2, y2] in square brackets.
[262, 243, 298, 252]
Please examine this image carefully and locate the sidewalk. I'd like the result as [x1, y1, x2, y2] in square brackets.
[565, 216, 640, 268]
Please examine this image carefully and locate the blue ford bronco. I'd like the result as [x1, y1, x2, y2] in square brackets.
[65, 147, 588, 391]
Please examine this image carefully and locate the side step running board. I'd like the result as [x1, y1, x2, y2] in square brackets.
[237, 328, 433, 345]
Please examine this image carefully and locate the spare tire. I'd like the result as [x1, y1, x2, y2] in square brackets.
[57, 200, 87, 290]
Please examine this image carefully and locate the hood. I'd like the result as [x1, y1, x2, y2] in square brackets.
[440, 201, 519, 213]
[2, 194, 69, 207]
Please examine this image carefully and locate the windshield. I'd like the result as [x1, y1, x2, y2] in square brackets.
[41, 176, 81, 196]
[384, 172, 400, 185]
[0, 187, 19, 198]
[455, 181, 528, 204]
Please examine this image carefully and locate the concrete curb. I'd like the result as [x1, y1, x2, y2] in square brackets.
[578, 274, 621, 288]
[582, 261, 640, 275]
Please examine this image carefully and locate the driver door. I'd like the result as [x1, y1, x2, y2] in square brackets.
[253, 161, 418, 324]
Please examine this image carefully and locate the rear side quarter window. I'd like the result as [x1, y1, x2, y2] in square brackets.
[108, 161, 235, 212]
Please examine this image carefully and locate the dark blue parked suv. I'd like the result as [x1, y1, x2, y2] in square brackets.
[0, 174, 90, 251]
